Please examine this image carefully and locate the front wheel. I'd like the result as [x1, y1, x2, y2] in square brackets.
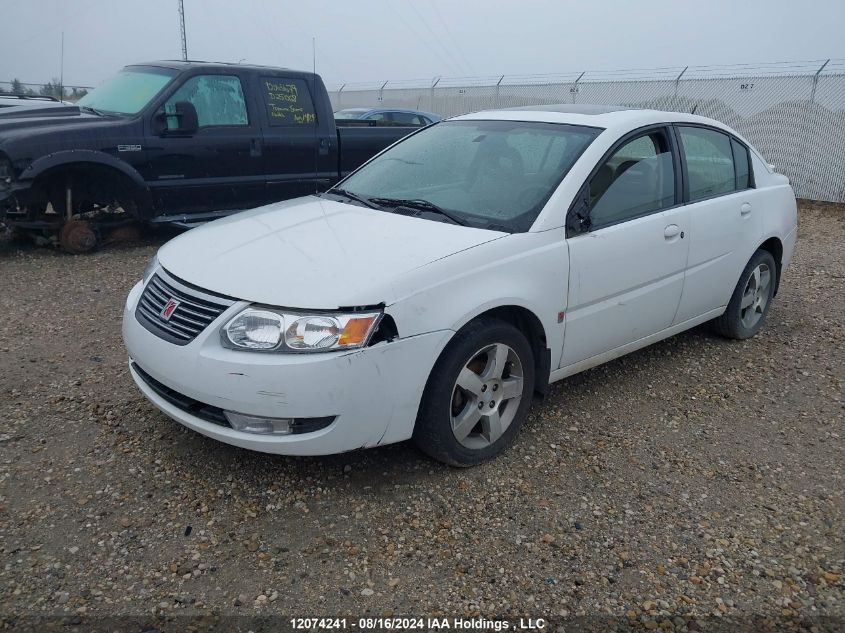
[413, 318, 536, 466]
[712, 249, 777, 339]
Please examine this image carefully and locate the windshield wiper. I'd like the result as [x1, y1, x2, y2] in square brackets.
[79, 105, 106, 117]
[327, 188, 381, 210]
[369, 197, 469, 226]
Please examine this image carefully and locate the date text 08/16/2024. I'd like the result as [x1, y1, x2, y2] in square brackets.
[289, 618, 547, 631]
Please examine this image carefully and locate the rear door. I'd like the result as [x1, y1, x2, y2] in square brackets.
[146, 71, 266, 214]
[672, 125, 762, 322]
[256, 74, 323, 202]
[561, 126, 690, 367]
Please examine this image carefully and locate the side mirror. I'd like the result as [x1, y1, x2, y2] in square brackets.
[565, 184, 592, 237]
[155, 100, 199, 136]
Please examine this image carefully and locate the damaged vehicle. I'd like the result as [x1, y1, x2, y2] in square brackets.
[123, 105, 797, 466]
[0, 61, 417, 252]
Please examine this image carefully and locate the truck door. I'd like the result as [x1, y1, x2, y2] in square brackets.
[145, 72, 266, 215]
[256, 75, 328, 203]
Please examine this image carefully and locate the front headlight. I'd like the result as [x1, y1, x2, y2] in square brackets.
[142, 255, 159, 284]
[221, 308, 382, 353]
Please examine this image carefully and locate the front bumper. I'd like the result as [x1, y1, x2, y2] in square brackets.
[122, 281, 452, 455]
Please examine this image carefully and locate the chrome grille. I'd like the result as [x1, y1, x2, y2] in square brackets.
[135, 271, 235, 345]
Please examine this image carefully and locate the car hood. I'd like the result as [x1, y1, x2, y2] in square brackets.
[0, 110, 115, 139]
[0, 103, 80, 119]
[158, 196, 506, 309]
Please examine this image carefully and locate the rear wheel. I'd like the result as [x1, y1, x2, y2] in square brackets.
[413, 318, 535, 466]
[712, 249, 777, 339]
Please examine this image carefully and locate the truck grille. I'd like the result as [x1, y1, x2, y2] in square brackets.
[135, 271, 235, 345]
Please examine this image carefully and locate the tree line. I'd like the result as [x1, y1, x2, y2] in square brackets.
[0, 77, 88, 100]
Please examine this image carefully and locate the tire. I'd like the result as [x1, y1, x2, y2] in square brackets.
[413, 317, 536, 467]
[712, 249, 777, 340]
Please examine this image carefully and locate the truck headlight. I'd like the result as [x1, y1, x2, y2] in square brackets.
[221, 308, 382, 352]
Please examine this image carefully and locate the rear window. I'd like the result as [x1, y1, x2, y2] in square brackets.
[260, 77, 316, 126]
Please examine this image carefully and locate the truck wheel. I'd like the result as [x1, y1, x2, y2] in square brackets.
[59, 220, 98, 254]
[712, 249, 777, 339]
[413, 318, 535, 467]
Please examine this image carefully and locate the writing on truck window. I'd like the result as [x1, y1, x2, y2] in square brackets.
[261, 78, 317, 126]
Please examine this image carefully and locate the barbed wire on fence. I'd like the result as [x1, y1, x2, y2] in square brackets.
[329, 59, 845, 203]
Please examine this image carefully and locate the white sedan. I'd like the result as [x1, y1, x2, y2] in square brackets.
[122, 105, 797, 466]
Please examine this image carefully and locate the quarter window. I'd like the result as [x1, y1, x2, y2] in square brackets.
[165, 75, 248, 128]
[588, 130, 676, 228]
[731, 138, 752, 190]
[678, 126, 737, 201]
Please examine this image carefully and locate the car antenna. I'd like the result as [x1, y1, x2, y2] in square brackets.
[313, 36, 320, 196]
[690, 104, 698, 114]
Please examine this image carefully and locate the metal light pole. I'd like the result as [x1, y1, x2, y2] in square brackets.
[178, 0, 188, 61]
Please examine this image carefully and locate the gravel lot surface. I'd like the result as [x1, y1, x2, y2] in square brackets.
[0, 201, 842, 631]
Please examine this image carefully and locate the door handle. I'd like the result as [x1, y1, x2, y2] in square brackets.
[741, 202, 752, 216]
[664, 224, 681, 240]
[318, 137, 331, 156]
[249, 138, 262, 157]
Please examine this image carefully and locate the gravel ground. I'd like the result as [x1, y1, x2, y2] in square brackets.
[0, 201, 842, 631]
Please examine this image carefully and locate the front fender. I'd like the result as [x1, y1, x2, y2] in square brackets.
[11, 149, 153, 218]
[18, 149, 149, 191]
[386, 229, 570, 369]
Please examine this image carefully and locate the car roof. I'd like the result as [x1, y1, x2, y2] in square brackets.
[451, 103, 742, 138]
[338, 107, 438, 116]
[128, 60, 313, 78]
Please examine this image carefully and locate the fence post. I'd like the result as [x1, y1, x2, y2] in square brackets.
[430, 76, 441, 112]
[795, 59, 831, 198]
[674, 66, 688, 89]
[336, 83, 345, 108]
[809, 59, 830, 103]
[571, 71, 585, 103]
[672, 66, 688, 111]
[495, 75, 504, 108]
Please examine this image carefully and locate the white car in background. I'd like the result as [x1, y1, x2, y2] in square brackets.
[123, 104, 797, 466]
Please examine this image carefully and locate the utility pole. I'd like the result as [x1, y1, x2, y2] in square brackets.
[60, 31, 64, 99]
[178, 0, 188, 61]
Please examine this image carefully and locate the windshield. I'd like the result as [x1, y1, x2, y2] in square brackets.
[335, 120, 601, 232]
[78, 67, 177, 115]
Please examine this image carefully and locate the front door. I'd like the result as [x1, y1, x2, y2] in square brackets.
[561, 127, 690, 368]
[145, 72, 265, 215]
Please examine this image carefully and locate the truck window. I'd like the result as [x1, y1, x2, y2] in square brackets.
[260, 77, 317, 126]
[165, 75, 248, 128]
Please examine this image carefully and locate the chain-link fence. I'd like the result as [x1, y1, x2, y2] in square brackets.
[0, 80, 93, 101]
[330, 60, 845, 202]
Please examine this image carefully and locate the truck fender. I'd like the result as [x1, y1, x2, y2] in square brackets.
[17, 149, 152, 213]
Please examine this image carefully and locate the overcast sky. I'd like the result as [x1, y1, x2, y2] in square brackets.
[1, 0, 843, 89]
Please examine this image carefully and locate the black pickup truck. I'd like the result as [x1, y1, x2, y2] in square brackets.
[0, 61, 419, 252]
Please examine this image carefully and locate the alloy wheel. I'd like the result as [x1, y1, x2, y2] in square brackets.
[740, 263, 772, 329]
[449, 343, 524, 450]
